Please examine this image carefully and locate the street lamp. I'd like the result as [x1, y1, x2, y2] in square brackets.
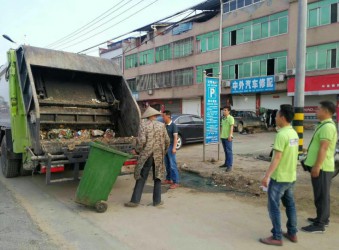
[2, 34, 16, 44]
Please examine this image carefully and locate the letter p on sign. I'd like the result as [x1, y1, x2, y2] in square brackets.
[209, 87, 216, 98]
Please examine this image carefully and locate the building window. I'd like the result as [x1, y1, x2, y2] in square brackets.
[139, 49, 154, 66]
[173, 37, 193, 58]
[205, 68, 213, 77]
[223, 0, 264, 14]
[252, 23, 261, 40]
[196, 31, 219, 52]
[270, 19, 279, 37]
[125, 53, 138, 69]
[155, 71, 172, 88]
[230, 30, 236, 45]
[127, 78, 137, 92]
[251, 60, 260, 76]
[224, 11, 288, 47]
[173, 68, 193, 86]
[309, 8, 320, 27]
[329, 48, 337, 68]
[137, 74, 156, 90]
[133, 68, 193, 91]
[156, 44, 172, 63]
[267, 59, 275, 76]
[222, 51, 287, 80]
[196, 63, 220, 83]
[331, 3, 338, 23]
[306, 42, 339, 71]
[308, 0, 339, 28]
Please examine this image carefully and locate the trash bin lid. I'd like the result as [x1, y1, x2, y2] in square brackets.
[89, 142, 132, 158]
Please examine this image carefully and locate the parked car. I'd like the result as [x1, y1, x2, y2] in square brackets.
[157, 114, 204, 150]
[230, 110, 265, 133]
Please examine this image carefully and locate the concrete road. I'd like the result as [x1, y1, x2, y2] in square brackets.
[0, 178, 58, 250]
[177, 130, 314, 163]
[1, 162, 339, 249]
[1, 131, 338, 250]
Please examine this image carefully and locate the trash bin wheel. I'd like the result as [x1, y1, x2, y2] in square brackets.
[95, 201, 108, 213]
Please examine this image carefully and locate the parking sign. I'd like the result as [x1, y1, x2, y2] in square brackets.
[204, 77, 220, 145]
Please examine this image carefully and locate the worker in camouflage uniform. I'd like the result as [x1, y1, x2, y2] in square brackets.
[125, 106, 170, 207]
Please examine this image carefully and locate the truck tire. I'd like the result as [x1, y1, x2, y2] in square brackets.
[19, 166, 32, 176]
[1, 136, 19, 178]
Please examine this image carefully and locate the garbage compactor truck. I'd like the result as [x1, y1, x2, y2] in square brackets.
[0, 45, 140, 184]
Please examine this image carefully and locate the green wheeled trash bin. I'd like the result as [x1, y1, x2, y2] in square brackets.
[75, 142, 132, 213]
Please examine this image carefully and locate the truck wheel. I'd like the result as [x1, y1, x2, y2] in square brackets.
[95, 201, 108, 213]
[237, 123, 244, 133]
[19, 165, 32, 176]
[1, 136, 19, 178]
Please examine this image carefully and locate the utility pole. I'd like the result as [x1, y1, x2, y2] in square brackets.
[293, 0, 307, 154]
[218, 0, 223, 161]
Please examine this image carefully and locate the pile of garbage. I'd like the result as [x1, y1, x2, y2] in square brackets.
[40, 129, 115, 140]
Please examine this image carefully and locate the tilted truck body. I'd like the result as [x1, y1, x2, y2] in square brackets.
[0, 46, 140, 183]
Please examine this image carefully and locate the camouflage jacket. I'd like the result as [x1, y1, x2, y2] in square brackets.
[134, 119, 170, 180]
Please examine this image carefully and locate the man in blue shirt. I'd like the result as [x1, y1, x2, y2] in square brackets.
[162, 110, 180, 189]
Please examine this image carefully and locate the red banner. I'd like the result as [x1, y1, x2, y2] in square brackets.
[304, 106, 318, 113]
[288, 74, 339, 96]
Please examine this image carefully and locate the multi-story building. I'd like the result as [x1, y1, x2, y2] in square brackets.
[100, 0, 339, 124]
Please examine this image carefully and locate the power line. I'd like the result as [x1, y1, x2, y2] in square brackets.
[79, 11, 196, 66]
[110, 10, 196, 60]
[77, 9, 197, 55]
[52, 0, 146, 50]
[59, 0, 159, 51]
[46, 0, 128, 48]
[108, 1, 223, 59]
[77, 0, 218, 55]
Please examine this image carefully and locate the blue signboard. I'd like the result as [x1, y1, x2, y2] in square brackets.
[231, 76, 275, 94]
[172, 22, 193, 35]
[204, 77, 220, 145]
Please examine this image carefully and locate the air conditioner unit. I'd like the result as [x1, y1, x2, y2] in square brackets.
[274, 74, 285, 82]
[221, 80, 231, 88]
[287, 68, 296, 76]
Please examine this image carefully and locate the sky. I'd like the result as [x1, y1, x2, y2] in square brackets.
[0, 0, 206, 66]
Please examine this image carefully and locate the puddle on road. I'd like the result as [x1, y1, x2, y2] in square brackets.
[179, 171, 252, 196]
[141, 171, 256, 196]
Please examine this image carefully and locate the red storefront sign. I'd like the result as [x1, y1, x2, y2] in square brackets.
[287, 73, 339, 96]
[304, 106, 318, 113]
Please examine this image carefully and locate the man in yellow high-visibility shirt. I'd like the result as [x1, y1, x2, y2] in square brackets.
[301, 101, 337, 233]
[260, 104, 299, 246]
[220, 106, 234, 172]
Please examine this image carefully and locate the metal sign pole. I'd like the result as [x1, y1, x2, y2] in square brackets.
[218, 75, 221, 161]
[203, 71, 206, 162]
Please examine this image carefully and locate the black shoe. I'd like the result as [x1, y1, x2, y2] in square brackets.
[153, 201, 164, 207]
[124, 201, 139, 207]
[307, 217, 329, 227]
[226, 167, 232, 172]
[219, 164, 226, 168]
[301, 224, 325, 233]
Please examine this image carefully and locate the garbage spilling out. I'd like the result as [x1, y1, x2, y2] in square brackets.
[40, 129, 116, 140]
